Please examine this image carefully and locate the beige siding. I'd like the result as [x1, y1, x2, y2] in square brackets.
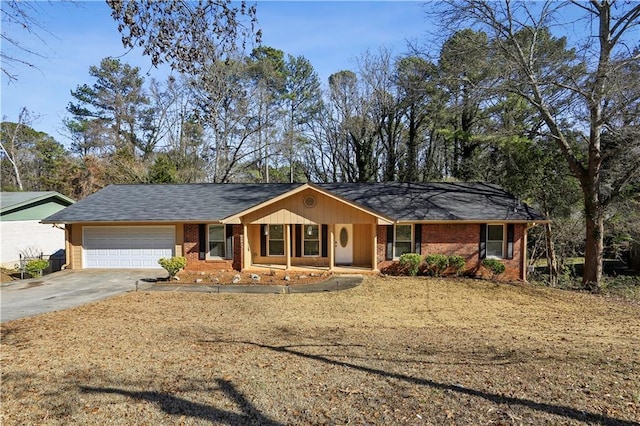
[70, 224, 83, 269]
[175, 224, 184, 256]
[243, 189, 376, 225]
[352, 224, 373, 267]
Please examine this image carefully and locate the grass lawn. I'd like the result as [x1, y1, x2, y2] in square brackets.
[1, 276, 639, 425]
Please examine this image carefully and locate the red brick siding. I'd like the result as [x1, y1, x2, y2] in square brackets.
[376, 225, 393, 271]
[376, 223, 526, 281]
[183, 224, 200, 267]
[183, 224, 241, 272]
[231, 224, 243, 271]
[424, 223, 480, 276]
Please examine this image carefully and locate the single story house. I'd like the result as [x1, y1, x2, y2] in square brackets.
[1, 191, 75, 268]
[42, 182, 545, 280]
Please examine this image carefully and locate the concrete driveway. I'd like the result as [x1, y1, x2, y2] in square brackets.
[1, 269, 164, 322]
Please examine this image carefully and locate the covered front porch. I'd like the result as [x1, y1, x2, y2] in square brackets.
[242, 223, 378, 272]
[222, 184, 391, 273]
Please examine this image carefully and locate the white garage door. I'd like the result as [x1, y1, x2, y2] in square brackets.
[83, 226, 175, 268]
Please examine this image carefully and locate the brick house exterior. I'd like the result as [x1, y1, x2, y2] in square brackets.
[44, 182, 544, 281]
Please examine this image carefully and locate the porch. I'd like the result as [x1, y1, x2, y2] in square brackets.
[241, 222, 379, 272]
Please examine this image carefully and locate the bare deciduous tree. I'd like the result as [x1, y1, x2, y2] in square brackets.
[431, 0, 640, 289]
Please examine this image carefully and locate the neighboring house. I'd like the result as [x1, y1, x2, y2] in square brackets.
[1, 192, 75, 268]
[42, 182, 545, 280]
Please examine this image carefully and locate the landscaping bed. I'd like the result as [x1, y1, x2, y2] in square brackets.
[1, 276, 639, 425]
[170, 269, 332, 285]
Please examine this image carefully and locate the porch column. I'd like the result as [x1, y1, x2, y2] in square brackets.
[372, 222, 379, 272]
[286, 224, 292, 270]
[243, 224, 251, 270]
[329, 224, 335, 270]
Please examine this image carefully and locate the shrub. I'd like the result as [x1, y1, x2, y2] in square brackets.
[448, 254, 466, 276]
[25, 259, 49, 278]
[425, 254, 449, 277]
[482, 258, 506, 279]
[399, 253, 422, 276]
[158, 256, 187, 279]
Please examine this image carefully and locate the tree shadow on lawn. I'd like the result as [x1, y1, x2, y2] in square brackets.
[202, 340, 637, 426]
[80, 378, 284, 426]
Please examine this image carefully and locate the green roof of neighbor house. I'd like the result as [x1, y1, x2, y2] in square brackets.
[42, 182, 544, 224]
[0, 191, 75, 221]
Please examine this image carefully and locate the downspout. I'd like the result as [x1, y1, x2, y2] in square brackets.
[52, 224, 69, 270]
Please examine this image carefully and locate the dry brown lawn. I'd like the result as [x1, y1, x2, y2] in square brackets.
[1, 276, 639, 425]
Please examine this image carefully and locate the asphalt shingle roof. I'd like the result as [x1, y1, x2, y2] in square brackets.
[316, 182, 543, 222]
[43, 182, 544, 223]
[43, 184, 299, 223]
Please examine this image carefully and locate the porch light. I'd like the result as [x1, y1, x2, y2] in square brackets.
[264, 226, 269, 236]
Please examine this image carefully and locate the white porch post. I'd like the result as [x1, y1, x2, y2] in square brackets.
[329, 224, 335, 271]
[286, 224, 292, 270]
[243, 224, 251, 271]
[372, 222, 379, 272]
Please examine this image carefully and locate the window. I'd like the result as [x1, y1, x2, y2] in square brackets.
[208, 225, 225, 258]
[303, 224, 319, 256]
[486, 224, 504, 258]
[268, 225, 285, 256]
[394, 224, 412, 258]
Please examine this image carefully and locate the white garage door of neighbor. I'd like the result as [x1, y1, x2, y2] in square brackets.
[83, 226, 175, 268]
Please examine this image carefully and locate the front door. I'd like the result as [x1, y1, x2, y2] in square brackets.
[334, 224, 353, 265]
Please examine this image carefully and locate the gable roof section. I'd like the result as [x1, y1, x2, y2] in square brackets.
[221, 183, 394, 224]
[42, 184, 300, 223]
[1, 191, 75, 215]
[42, 182, 545, 224]
[316, 182, 544, 222]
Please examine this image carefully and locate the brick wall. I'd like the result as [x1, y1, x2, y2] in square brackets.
[232, 224, 243, 271]
[376, 225, 393, 271]
[183, 224, 239, 272]
[183, 224, 199, 267]
[376, 223, 526, 281]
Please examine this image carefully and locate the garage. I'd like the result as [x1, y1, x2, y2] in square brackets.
[83, 226, 175, 268]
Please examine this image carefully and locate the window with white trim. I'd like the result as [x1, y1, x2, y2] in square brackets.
[486, 224, 504, 258]
[394, 224, 413, 258]
[208, 224, 225, 258]
[303, 224, 319, 256]
[268, 225, 285, 256]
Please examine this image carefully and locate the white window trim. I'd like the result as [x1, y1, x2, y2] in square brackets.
[207, 224, 226, 260]
[268, 224, 285, 257]
[303, 224, 320, 257]
[486, 224, 505, 259]
[394, 224, 413, 259]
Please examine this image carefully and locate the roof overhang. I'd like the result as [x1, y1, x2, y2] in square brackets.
[39, 219, 226, 225]
[395, 219, 549, 224]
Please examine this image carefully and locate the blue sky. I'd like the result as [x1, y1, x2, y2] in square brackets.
[1, 1, 430, 146]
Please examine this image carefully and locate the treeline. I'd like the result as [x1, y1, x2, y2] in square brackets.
[0, 31, 588, 190]
[1, 8, 639, 288]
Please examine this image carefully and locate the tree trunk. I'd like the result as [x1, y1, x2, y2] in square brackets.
[582, 192, 604, 291]
[544, 221, 559, 287]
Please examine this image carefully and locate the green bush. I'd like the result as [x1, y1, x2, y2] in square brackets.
[158, 256, 187, 279]
[399, 253, 422, 276]
[482, 258, 506, 279]
[425, 254, 449, 277]
[448, 254, 466, 276]
[25, 259, 49, 278]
